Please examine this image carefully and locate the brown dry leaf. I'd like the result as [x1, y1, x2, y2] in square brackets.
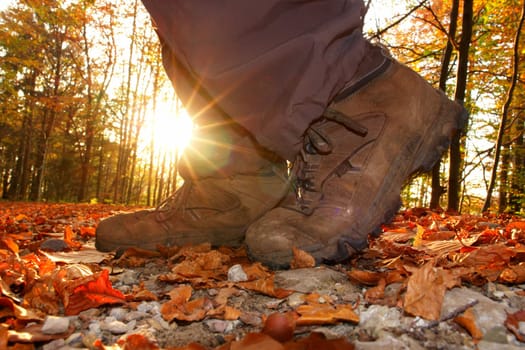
[0, 324, 8, 350]
[215, 287, 240, 305]
[133, 289, 158, 302]
[403, 261, 460, 320]
[242, 263, 271, 280]
[454, 307, 483, 340]
[161, 297, 209, 322]
[7, 323, 73, 343]
[499, 264, 525, 284]
[285, 332, 355, 350]
[413, 224, 425, 248]
[450, 243, 516, 268]
[0, 297, 42, 321]
[505, 309, 525, 342]
[117, 334, 160, 350]
[22, 280, 60, 316]
[207, 305, 242, 320]
[228, 332, 284, 350]
[63, 225, 82, 250]
[364, 278, 386, 304]
[295, 303, 359, 325]
[166, 285, 193, 305]
[290, 247, 315, 269]
[2, 236, 19, 255]
[238, 277, 294, 299]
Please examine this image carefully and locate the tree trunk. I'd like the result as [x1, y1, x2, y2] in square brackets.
[447, 0, 473, 212]
[482, 0, 525, 212]
[430, 0, 460, 210]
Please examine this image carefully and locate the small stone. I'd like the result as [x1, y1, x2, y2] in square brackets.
[82, 332, 99, 348]
[148, 315, 170, 330]
[42, 339, 65, 350]
[65, 332, 83, 347]
[42, 315, 70, 334]
[119, 270, 139, 285]
[103, 319, 133, 334]
[40, 238, 69, 252]
[228, 264, 248, 282]
[124, 310, 149, 322]
[78, 308, 102, 321]
[88, 322, 101, 335]
[109, 307, 128, 321]
[204, 319, 240, 333]
[287, 293, 305, 307]
[360, 305, 403, 337]
[482, 326, 509, 344]
[137, 301, 161, 315]
[239, 312, 262, 326]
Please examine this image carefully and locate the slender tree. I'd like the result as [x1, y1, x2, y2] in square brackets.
[482, 0, 525, 212]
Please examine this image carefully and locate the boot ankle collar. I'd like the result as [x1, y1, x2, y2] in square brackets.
[333, 49, 392, 103]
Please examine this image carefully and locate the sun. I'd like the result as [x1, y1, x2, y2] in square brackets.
[143, 102, 194, 157]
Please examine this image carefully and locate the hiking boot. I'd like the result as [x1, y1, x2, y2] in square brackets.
[95, 127, 289, 252]
[245, 50, 468, 269]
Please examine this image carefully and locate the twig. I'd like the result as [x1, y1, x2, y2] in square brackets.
[419, 299, 479, 329]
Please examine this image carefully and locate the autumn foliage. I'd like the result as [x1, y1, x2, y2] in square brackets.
[1, 202, 525, 348]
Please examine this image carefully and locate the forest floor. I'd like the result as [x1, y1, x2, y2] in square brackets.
[2, 201, 525, 349]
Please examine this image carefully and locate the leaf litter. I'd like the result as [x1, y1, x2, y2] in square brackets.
[1, 202, 525, 349]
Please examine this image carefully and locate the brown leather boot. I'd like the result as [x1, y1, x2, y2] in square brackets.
[95, 123, 289, 252]
[245, 50, 468, 269]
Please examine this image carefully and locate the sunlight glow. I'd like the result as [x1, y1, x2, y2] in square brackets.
[143, 102, 194, 158]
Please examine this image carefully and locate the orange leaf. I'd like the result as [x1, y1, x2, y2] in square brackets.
[2, 237, 19, 255]
[161, 297, 208, 322]
[499, 264, 525, 284]
[63, 225, 82, 250]
[505, 310, 525, 342]
[167, 285, 193, 304]
[288, 332, 355, 350]
[347, 270, 383, 286]
[79, 226, 96, 238]
[238, 277, 294, 299]
[0, 297, 42, 321]
[290, 247, 315, 269]
[295, 303, 359, 325]
[454, 307, 483, 340]
[229, 333, 284, 350]
[117, 334, 160, 350]
[65, 270, 126, 315]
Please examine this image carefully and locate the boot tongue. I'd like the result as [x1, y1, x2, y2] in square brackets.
[185, 180, 241, 212]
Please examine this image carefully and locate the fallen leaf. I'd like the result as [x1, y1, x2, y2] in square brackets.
[454, 307, 483, 340]
[237, 277, 294, 299]
[290, 247, 315, 269]
[505, 310, 525, 342]
[499, 264, 525, 284]
[403, 261, 460, 320]
[229, 332, 284, 350]
[161, 297, 208, 322]
[286, 332, 355, 350]
[364, 278, 386, 304]
[63, 225, 82, 250]
[7, 323, 73, 343]
[0, 297, 42, 321]
[295, 303, 359, 325]
[117, 334, 159, 350]
[64, 269, 126, 315]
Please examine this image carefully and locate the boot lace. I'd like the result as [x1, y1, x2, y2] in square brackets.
[154, 180, 194, 222]
[291, 108, 368, 215]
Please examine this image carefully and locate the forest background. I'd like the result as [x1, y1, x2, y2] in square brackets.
[0, 0, 523, 214]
